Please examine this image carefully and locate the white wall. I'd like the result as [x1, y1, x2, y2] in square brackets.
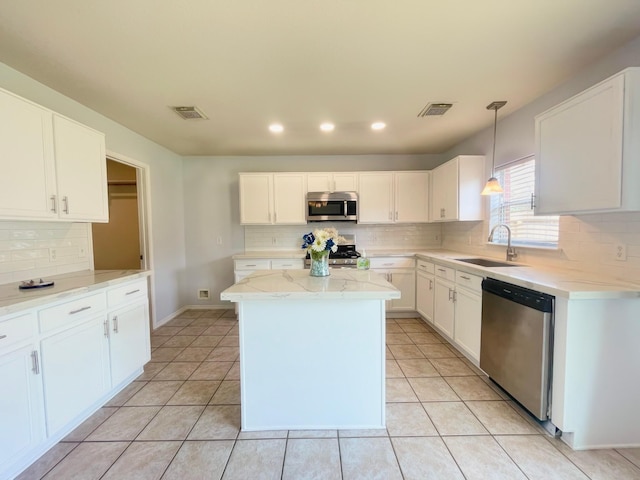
[0, 62, 187, 326]
[440, 35, 640, 280]
[181, 155, 443, 307]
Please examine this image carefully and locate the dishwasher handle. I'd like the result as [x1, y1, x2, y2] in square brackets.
[481, 278, 553, 312]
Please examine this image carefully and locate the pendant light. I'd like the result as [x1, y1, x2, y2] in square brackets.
[481, 101, 507, 195]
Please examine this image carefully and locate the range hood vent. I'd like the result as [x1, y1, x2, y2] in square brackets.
[417, 103, 453, 117]
[172, 106, 208, 120]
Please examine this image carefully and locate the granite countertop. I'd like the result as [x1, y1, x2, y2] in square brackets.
[221, 269, 400, 302]
[0, 269, 151, 316]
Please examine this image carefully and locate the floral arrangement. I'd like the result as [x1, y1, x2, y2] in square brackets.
[301, 227, 345, 259]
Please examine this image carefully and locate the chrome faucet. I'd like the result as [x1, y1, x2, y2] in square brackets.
[488, 224, 518, 262]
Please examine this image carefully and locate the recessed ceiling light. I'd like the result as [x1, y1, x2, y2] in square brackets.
[269, 123, 284, 133]
[371, 122, 386, 131]
[320, 122, 335, 132]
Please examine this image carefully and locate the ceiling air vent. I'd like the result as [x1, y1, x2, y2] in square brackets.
[172, 106, 208, 120]
[417, 103, 453, 117]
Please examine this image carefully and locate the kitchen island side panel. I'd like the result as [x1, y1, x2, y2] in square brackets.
[238, 299, 386, 430]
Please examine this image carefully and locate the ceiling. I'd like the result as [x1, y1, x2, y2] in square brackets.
[1, 1, 640, 156]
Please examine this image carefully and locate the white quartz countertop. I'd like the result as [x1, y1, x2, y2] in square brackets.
[221, 269, 400, 302]
[232, 250, 306, 260]
[0, 269, 151, 316]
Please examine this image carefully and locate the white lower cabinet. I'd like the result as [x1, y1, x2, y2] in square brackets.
[108, 301, 150, 387]
[434, 277, 455, 338]
[453, 284, 482, 361]
[416, 264, 435, 324]
[370, 257, 416, 312]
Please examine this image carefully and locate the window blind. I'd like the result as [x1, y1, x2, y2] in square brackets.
[489, 156, 559, 247]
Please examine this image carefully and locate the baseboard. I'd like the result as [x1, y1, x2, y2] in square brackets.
[154, 304, 231, 329]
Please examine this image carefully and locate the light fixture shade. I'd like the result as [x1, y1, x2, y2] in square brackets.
[481, 177, 504, 195]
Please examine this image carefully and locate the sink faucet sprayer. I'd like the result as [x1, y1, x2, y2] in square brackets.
[488, 224, 518, 262]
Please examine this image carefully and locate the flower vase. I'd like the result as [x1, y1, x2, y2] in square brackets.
[310, 251, 330, 277]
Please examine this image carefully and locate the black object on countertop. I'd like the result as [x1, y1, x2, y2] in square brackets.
[19, 279, 55, 290]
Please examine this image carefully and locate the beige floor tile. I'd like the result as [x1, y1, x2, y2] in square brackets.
[125, 381, 183, 406]
[288, 429, 337, 438]
[386, 346, 395, 359]
[282, 438, 341, 480]
[137, 405, 204, 440]
[162, 440, 234, 480]
[392, 437, 465, 480]
[188, 405, 241, 439]
[386, 402, 437, 436]
[238, 430, 288, 439]
[408, 377, 459, 402]
[177, 325, 209, 336]
[460, 357, 486, 375]
[105, 381, 147, 407]
[429, 357, 475, 376]
[225, 361, 240, 380]
[200, 309, 224, 318]
[86, 406, 160, 441]
[399, 323, 429, 333]
[417, 343, 459, 358]
[549, 437, 640, 480]
[203, 325, 234, 336]
[42, 442, 128, 480]
[444, 436, 527, 479]
[397, 359, 439, 377]
[189, 317, 219, 326]
[176, 310, 204, 318]
[386, 359, 404, 378]
[63, 407, 119, 441]
[496, 435, 589, 479]
[136, 362, 167, 380]
[161, 335, 197, 348]
[150, 347, 184, 363]
[153, 326, 184, 336]
[444, 376, 502, 400]
[102, 441, 180, 480]
[228, 326, 239, 335]
[209, 380, 241, 404]
[386, 333, 413, 344]
[422, 402, 488, 436]
[189, 361, 234, 380]
[387, 344, 425, 359]
[218, 335, 239, 347]
[190, 335, 224, 347]
[446, 344, 465, 358]
[206, 346, 240, 361]
[465, 401, 539, 434]
[340, 437, 403, 480]
[168, 380, 220, 405]
[408, 332, 443, 344]
[386, 324, 404, 333]
[386, 378, 419, 402]
[478, 376, 510, 400]
[173, 347, 213, 362]
[339, 428, 388, 437]
[16, 443, 77, 480]
[153, 362, 201, 381]
[150, 335, 170, 348]
[222, 439, 286, 480]
[617, 448, 640, 468]
[164, 317, 194, 327]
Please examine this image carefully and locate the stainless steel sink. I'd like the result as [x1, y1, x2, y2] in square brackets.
[454, 258, 522, 267]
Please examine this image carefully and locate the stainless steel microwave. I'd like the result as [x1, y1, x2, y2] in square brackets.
[306, 191, 358, 222]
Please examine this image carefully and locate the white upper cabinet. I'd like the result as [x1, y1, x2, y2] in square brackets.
[306, 172, 358, 193]
[535, 68, 640, 215]
[431, 155, 484, 222]
[239, 173, 306, 225]
[0, 87, 108, 222]
[359, 171, 430, 224]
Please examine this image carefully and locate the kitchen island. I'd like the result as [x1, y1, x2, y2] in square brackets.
[220, 269, 400, 431]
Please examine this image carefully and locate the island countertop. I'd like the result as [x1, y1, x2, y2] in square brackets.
[221, 269, 401, 302]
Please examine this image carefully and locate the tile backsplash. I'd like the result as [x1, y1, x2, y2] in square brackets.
[0, 221, 93, 285]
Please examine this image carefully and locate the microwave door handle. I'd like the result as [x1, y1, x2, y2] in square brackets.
[344, 200, 347, 217]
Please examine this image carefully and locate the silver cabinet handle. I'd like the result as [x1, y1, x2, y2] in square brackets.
[274, 212, 277, 223]
[113, 315, 119, 334]
[383, 263, 394, 266]
[103, 320, 109, 338]
[453, 291, 457, 302]
[437, 268, 446, 273]
[50, 195, 57, 213]
[429, 279, 433, 290]
[395, 211, 398, 221]
[530, 193, 536, 210]
[448, 288, 453, 301]
[125, 289, 140, 296]
[460, 275, 471, 280]
[31, 350, 40, 374]
[344, 200, 348, 217]
[62, 196, 69, 214]
[281, 264, 292, 267]
[245, 264, 256, 267]
[0, 334, 7, 340]
[69, 306, 91, 315]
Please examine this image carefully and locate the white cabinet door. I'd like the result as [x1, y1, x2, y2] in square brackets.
[273, 173, 306, 224]
[306, 173, 332, 192]
[333, 173, 358, 192]
[434, 278, 455, 338]
[454, 287, 482, 362]
[416, 271, 435, 323]
[109, 301, 150, 387]
[432, 159, 458, 221]
[0, 89, 57, 220]
[395, 171, 429, 223]
[307, 173, 358, 193]
[53, 115, 108, 222]
[431, 156, 484, 222]
[359, 172, 394, 223]
[40, 315, 110, 435]
[240, 173, 273, 224]
[0, 344, 45, 470]
[389, 270, 416, 311]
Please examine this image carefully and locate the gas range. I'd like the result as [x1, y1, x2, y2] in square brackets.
[304, 244, 361, 268]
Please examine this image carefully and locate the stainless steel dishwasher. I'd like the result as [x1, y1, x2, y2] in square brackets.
[480, 278, 554, 420]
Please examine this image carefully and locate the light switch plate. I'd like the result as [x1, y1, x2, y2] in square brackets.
[614, 243, 627, 261]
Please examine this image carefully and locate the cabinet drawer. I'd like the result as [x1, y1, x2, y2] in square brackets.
[455, 271, 483, 292]
[39, 293, 106, 334]
[434, 265, 455, 281]
[416, 259, 435, 274]
[271, 259, 304, 269]
[369, 257, 415, 269]
[0, 312, 36, 349]
[108, 279, 148, 307]
[234, 259, 271, 270]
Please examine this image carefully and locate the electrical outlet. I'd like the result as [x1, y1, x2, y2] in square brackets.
[78, 246, 86, 258]
[49, 248, 57, 261]
[614, 243, 627, 261]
